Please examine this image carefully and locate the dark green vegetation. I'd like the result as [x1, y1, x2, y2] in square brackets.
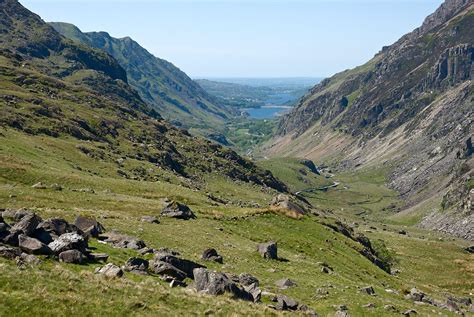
[225, 118, 277, 153]
[49, 22, 236, 136]
[268, 0, 474, 240]
[196, 78, 314, 109]
[0, 0, 473, 316]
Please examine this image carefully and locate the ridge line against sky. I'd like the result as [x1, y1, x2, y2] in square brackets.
[21, 0, 443, 78]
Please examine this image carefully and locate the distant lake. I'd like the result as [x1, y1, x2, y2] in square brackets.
[244, 106, 291, 119]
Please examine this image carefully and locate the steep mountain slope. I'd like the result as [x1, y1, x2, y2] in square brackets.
[49, 22, 236, 134]
[0, 0, 285, 192]
[266, 0, 474, 239]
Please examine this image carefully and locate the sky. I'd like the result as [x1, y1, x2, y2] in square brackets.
[20, 0, 443, 78]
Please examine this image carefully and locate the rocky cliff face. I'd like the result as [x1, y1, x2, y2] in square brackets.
[49, 22, 236, 134]
[269, 0, 473, 239]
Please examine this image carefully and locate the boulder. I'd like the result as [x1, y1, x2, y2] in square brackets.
[37, 218, 75, 236]
[18, 235, 52, 255]
[243, 282, 262, 303]
[298, 304, 317, 316]
[275, 294, 299, 311]
[402, 309, 417, 316]
[201, 248, 223, 263]
[19, 253, 41, 266]
[359, 286, 375, 295]
[1, 231, 20, 246]
[406, 288, 425, 302]
[74, 216, 105, 238]
[0, 245, 22, 260]
[13, 210, 33, 221]
[31, 228, 53, 245]
[102, 231, 146, 250]
[257, 241, 277, 259]
[238, 273, 259, 287]
[11, 213, 42, 236]
[270, 194, 306, 215]
[88, 253, 109, 262]
[140, 216, 160, 224]
[0, 222, 9, 234]
[160, 201, 196, 220]
[275, 278, 297, 289]
[150, 261, 187, 281]
[48, 232, 88, 254]
[152, 251, 204, 279]
[123, 257, 149, 274]
[95, 263, 123, 278]
[59, 249, 86, 264]
[193, 268, 253, 301]
[465, 245, 474, 253]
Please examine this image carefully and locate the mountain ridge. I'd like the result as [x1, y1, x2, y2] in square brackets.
[49, 22, 237, 135]
[267, 0, 473, 239]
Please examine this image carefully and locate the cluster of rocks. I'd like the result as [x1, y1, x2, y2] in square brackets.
[405, 288, 473, 314]
[1, 209, 320, 314]
[0, 210, 107, 265]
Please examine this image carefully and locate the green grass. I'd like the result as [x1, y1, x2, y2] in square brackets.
[258, 157, 332, 193]
[0, 134, 472, 315]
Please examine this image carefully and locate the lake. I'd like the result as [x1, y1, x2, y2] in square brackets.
[245, 106, 291, 119]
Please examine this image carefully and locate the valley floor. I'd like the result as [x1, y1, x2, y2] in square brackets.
[0, 132, 473, 316]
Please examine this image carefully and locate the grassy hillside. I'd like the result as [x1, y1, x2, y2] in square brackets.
[1, 139, 473, 315]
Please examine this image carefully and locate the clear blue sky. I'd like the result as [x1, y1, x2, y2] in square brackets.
[20, 0, 442, 78]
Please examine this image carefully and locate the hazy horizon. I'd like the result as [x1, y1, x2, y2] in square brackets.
[21, 0, 443, 78]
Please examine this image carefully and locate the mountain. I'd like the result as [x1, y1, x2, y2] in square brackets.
[49, 22, 236, 134]
[267, 0, 473, 239]
[0, 0, 285, 192]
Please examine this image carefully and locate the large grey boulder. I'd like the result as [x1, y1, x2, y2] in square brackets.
[102, 231, 146, 250]
[359, 286, 375, 295]
[59, 249, 86, 264]
[160, 201, 196, 220]
[48, 232, 88, 254]
[239, 273, 259, 287]
[95, 263, 123, 278]
[257, 241, 277, 259]
[38, 218, 77, 236]
[201, 248, 223, 263]
[11, 213, 42, 236]
[123, 257, 149, 275]
[193, 268, 253, 301]
[275, 278, 297, 289]
[0, 245, 22, 260]
[31, 228, 53, 245]
[406, 288, 426, 302]
[18, 234, 52, 255]
[150, 261, 187, 281]
[275, 294, 299, 311]
[74, 216, 105, 238]
[151, 251, 204, 279]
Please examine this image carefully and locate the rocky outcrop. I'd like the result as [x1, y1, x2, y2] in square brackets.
[193, 268, 254, 301]
[270, 0, 474, 239]
[160, 201, 196, 220]
[256, 241, 278, 260]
